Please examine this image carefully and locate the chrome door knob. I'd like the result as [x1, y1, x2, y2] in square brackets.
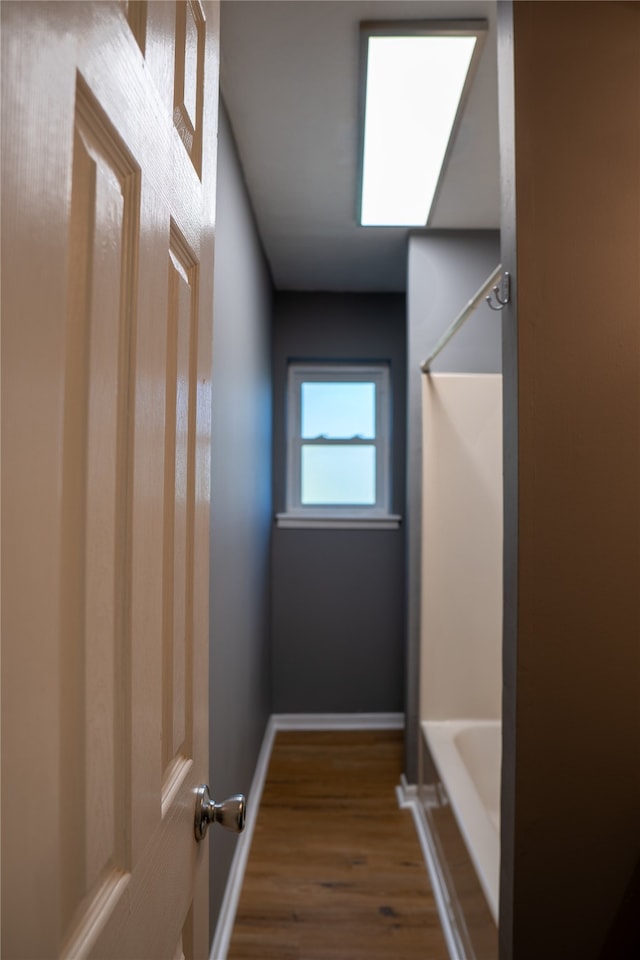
[194, 785, 246, 841]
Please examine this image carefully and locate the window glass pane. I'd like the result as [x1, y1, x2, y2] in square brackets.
[301, 382, 375, 439]
[301, 445, 376, 505]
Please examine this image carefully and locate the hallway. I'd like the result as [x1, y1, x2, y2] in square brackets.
[227, 729, 448, 959]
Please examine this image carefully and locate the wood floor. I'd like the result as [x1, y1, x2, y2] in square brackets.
[227, 729, 449, 960]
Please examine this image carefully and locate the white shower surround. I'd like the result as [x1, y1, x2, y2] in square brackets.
[420, 373, 503, 935]
[423, 719, 501, 922]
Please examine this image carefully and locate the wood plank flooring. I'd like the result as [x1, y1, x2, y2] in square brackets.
[227, 729, 449, 960]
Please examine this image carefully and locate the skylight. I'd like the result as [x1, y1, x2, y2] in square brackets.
[360, 29, 480, 227]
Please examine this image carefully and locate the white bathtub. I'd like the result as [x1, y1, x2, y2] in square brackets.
[422, 719, 501, 924]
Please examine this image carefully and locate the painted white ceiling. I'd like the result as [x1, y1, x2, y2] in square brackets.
[220, 0, 500, 291]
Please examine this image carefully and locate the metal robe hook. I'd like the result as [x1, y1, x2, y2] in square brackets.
[485, 272, 511, 311]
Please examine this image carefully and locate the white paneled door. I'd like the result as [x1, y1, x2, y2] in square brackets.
[2, 2, 219, 957]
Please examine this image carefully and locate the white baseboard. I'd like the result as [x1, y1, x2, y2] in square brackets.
[209, 711, 405, 960]
[396, 772, 418, 804]
[209, 716, 277, 960]
[272, 711, 405, 731]
[396, 780, 468, 960]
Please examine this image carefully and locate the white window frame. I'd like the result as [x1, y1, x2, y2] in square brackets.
[276, 363, 401, 529]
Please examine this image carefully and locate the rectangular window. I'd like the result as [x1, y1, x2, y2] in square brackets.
[278, 363, 400, 529]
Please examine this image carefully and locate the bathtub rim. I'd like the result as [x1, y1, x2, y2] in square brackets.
[422, 718, 501, 924]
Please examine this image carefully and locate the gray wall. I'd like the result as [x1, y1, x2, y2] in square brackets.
[209, 103, 273, 939]
[271, 293, 406, 713]
[405, 230, 501, 778]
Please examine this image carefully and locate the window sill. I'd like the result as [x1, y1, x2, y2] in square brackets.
[275, 513, 402, 530]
